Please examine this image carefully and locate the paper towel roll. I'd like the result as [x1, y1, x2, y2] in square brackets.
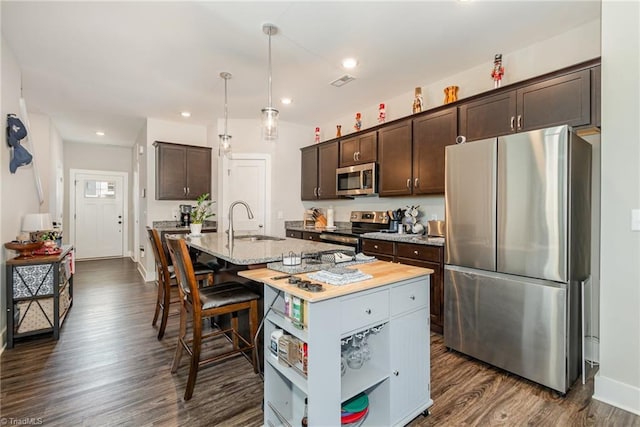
[327, 207, 335, 228]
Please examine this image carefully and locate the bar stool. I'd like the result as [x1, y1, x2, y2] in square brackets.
[166, 236, 259, 401]
[147, 227, 214, 340]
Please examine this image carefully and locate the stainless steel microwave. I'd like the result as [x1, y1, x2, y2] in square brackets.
[336, 162, 377, 196]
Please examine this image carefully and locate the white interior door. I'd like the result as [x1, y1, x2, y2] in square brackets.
[74, 172, 125, 259]
[221, 154, 270, 235]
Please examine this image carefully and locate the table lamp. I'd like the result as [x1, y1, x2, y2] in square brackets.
[22, 213, 53, 241]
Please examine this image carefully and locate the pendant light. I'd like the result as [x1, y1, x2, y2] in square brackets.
[261, 23, 279, 141]
[218, 72, 232, 156]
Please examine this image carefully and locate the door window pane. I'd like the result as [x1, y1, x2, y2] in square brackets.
[84, 180, 116, 198]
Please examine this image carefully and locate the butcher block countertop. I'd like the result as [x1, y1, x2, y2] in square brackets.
[238, 260, 433, 302]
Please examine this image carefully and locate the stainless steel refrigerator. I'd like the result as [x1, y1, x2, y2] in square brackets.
[444, 125, 591, 394]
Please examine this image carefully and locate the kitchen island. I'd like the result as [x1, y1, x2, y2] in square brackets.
[239, 261, 433, 427]
[182, 232, 348, 265]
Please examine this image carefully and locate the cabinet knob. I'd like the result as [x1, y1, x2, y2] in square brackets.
[365, 308, 372, 315]
[374, 245, 378, 249]
[410, 295, 416, 300]
[393, 370, 399, 376]
[414, 250, 419, 255]
[510, 116, 515, 131]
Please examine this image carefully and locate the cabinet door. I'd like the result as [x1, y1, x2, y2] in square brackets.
[412, 107, 457, 194]
[458, 90, 517, 141]
[390, 308, 430, 423]
[397, 257, 443, 334]
[185, 146, 212, 200]
[517, 69, 591, 132]
[339, 137, 359, 167]
[339, 132, 377, 166]
[378, 120, 413, 197]
[317, 141, 338, 199]
[301, 146, 319, 200]
[156, 143, 187, 200]
[591, 66, 601, 127]
[356, 131, 378, 164]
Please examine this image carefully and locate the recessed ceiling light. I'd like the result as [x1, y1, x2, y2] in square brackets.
[181, 111, 191, 118]
[281, 98, 292, 105]
[96, 131, 105, 136]
[342, 58, 358, 69]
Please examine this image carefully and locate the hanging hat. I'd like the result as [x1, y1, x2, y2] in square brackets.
[7, 114, 28, 147]
[6, 114, 33, 173]
[10, 144, 33, 173]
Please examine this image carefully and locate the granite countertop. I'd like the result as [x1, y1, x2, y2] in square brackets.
[361, 232, 445, 247]
[152, 220, 217, 231]
[285, 225, 354, 234]
[184, 232, 350, 265]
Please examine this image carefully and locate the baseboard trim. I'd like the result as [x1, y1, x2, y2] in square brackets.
[137, 261, 149, 282]
[593, 372, 640, 416]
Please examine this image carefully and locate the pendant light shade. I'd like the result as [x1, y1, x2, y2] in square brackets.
[218, 72, 232, 156]
[262, 24, 279, 141]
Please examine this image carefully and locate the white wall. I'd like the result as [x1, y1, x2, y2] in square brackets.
[1, 37, 41, 347]
[134, 123, 148, 277]
[321, 19, 601, 136]
[593, 0, 640, 415]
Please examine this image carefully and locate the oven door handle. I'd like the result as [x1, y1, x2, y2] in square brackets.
[319, 234, 359, 245]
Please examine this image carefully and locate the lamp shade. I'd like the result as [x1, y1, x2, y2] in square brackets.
[22, 213, 53, 232]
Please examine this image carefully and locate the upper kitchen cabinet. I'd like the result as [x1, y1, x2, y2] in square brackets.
[459, 68, 593, 141]
[339, 131, 377, 167]
[301, 141, 339, 200]
[412, 106, 458, 194]
[154, 141, 211, 200]
[378, 119, 413, 197]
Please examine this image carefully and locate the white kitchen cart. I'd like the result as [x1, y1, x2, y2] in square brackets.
[241, 262, 433, 426]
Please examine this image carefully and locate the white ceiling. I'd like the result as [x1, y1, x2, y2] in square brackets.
[1, 1, 601, 147]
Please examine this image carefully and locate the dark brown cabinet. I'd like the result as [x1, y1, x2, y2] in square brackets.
[339, 131, 377, 167]
[154, 141, 211, 200]
[377, 120, 413, 197]
[412, 107, 458, 194]
[301, 141, 339, 200]
[362, 238, 444, 333]
[459, 69, 592, 141]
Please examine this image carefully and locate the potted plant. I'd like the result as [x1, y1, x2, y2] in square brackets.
[190, 193, 215, 236]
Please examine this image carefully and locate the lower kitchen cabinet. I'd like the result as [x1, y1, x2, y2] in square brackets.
[362, 238, 445, 334]
[5, 246, 74, 348]
[261, 273, 431, 427]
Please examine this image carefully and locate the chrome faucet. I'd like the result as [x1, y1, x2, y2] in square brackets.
[228, 200, 254, 240]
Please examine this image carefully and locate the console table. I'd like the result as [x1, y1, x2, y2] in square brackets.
[5, 245, 74, 348]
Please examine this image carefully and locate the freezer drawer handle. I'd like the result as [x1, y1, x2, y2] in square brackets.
[365, 308, 372, 315]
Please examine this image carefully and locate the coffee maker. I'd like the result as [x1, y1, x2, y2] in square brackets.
[179, 204, 193, 227]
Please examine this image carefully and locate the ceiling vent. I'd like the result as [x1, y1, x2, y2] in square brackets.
[330, 74, 356, 87]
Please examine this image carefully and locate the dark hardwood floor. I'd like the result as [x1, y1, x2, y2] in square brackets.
[2, 258, 638, 426]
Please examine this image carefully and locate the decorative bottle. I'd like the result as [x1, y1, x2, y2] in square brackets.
[412, 87, 424, 114]
[336, 125, 342, 137]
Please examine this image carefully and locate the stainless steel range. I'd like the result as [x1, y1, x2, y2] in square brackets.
[318, 211, 390, 252]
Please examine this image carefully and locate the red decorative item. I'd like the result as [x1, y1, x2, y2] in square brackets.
[491, 54, 505, 88]
[34, 246, 62, 256]
[378, 103, 386, 124]
[354, 113, 362, 131]
[314, 127, 320, 143]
